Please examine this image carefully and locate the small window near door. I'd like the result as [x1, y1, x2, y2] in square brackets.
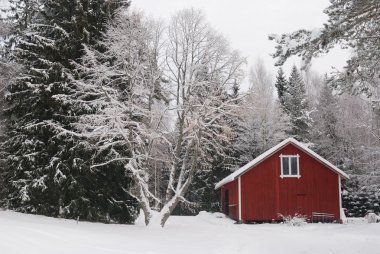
[280, 155, 300, 178]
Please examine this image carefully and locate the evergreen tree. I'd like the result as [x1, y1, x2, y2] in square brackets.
[311, 81, 342, 165]
[227, 81, 246, 168]
[284, 66, 312, 142]
[274, 67, 288, 108]
[0, 60, 22, 203]
[2, 0, 138, 223]
[342, 177, 380, 217]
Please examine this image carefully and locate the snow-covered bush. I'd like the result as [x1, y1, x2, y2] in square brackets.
[365, 212, 377, 223]
[279, 214, 308, 226]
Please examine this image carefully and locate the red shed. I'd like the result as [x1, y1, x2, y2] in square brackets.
[215, 138, 349, 223]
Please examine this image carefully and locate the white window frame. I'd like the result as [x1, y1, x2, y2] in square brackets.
[280, 154, 300, 178]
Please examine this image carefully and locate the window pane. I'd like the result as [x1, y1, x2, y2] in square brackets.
[291, 157, 298, 175]
[282, 157, 289, 175]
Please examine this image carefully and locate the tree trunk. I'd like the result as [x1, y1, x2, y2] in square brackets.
[146, 196, 182, 227]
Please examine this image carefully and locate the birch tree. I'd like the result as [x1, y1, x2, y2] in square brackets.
[67, 8, 245, 227]
[155, 8, 245, 226]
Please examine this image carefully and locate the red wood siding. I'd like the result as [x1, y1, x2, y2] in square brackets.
[222, 143, 341, 222]
[220, 179, 239, 220]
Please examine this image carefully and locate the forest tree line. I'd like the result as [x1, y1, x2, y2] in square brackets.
[0, 0, 379, 226]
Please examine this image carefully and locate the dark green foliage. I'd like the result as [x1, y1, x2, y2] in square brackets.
[284, 66, 311, 143]
[186, 121, 239, 214]
[184, 165, 231, 214]
[342, 177, 380, 217]
[2, 0, 138, 223]
[275, 67, 287, 108]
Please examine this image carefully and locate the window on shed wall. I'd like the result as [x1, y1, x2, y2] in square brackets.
[280, 155, 300, 178]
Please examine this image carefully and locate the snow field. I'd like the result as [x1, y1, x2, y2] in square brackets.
[1, 210, 379, 254]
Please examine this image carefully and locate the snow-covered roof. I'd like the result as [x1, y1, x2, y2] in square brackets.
[215, 137, 349, 189]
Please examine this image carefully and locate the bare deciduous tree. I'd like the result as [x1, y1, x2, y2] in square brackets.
[235, 59, 290, 164]
[51, 9, 245, 227]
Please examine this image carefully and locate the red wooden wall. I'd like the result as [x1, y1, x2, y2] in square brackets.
[220, 179, 239, 220]
[221, 143, 341, 222]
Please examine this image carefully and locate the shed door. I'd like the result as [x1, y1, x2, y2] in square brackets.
[224, 190, 229, 216]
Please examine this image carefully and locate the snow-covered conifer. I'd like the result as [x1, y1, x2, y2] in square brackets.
[274, 67, 288, 109]
[2, 0, 133, 222]
[284, 66, 312, 143]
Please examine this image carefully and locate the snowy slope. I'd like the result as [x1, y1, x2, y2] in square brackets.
[0, 210, 379, 254]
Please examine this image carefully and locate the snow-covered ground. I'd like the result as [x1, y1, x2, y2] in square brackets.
[1, 210, 379, 254]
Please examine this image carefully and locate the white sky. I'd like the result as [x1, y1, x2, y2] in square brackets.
[0, 0, 348, 81]
[132, 0, 348, 80]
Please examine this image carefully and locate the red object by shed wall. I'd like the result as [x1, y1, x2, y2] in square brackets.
[220, 143, 343, 222]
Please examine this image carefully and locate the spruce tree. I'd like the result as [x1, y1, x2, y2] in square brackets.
[284, 65, 312, 142]
[274, 67, 288, 108]
[3, 0, 138, 223]
[342, 177, 380, 217]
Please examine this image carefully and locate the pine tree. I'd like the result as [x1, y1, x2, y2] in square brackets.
[275, 67, 288, 108]
[284, 66, 312, 142]
[2, 0, 138, 223]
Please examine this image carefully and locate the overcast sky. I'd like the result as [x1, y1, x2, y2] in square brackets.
[132, 0, 348, 79]
[0, 0, 348, 80]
